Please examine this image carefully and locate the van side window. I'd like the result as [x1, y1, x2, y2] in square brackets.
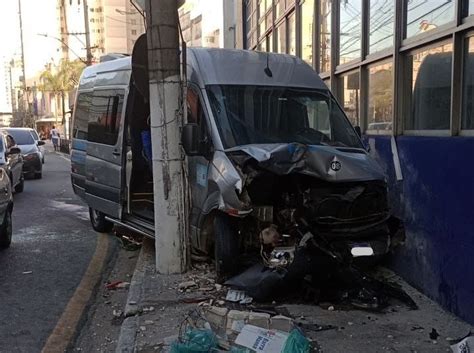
[187, 88, 201, 124]
[73, 92, 93, 140]
[187, 87, 212, 153]
[88, 90, 124, 145]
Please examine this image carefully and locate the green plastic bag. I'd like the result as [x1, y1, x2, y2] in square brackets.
[282, 329, 310, 353]
[170, 329, 218, 353]
[230, 347, 255, 353]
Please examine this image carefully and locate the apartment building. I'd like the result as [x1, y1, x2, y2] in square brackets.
[0, 59, 12, 113]
[57, 0, 144, 61]
[179, 0, 236, 49]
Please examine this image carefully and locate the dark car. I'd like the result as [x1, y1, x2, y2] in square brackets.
[4, 128, 45, 179]
[0, 167, 14, 248]
[0, 131, 24, 193]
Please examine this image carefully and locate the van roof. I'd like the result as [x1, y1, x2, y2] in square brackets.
[79, 48, 327, 90]
[188, 48, 327, 90]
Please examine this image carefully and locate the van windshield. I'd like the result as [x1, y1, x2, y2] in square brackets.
[206, 85, 362, 149]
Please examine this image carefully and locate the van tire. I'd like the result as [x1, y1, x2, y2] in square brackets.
[214, 213, 239, 281]
[89, 207, 113, 233]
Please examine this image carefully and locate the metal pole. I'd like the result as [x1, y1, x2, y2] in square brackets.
[145, 0, 186, 274]
[18, 0, 28, 126]
[83, 0, 93, 65]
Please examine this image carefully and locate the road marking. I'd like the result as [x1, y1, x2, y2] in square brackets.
[41, 232, 110, 353]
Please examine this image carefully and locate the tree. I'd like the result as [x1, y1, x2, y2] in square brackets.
[39, 59, 85, 125]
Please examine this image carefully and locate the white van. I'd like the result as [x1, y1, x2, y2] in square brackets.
[72, 39, 401, 278]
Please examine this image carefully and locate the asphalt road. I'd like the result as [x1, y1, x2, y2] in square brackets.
[0, 145, 112, 353]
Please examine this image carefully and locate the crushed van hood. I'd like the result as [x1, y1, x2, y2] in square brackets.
[225, 143, 386, 183]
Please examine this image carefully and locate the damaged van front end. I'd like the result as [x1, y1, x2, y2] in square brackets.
[182, 50, 403, 279]
[209, 142, 403, 276]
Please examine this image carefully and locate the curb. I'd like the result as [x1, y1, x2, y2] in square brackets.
[115, 238, 153, 353]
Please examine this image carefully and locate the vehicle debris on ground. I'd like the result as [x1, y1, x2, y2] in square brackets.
[167, 307, 312, 353]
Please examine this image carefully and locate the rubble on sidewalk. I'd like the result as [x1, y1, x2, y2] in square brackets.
[450, 332, 474, 353]
[166, 306, 312, 353]
[114, 226, 143, 251]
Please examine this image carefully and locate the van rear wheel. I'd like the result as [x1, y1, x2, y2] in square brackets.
[89, 207, 113, 233]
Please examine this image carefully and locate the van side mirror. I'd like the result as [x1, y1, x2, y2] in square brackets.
[354, 126, 362, 138]
[37, 140, 45, 146]
[181, 123, 200, 156]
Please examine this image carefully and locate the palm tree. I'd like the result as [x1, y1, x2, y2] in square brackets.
[39, 59, 85, 125]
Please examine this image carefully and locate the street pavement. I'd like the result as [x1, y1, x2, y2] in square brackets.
[0, 145, 115, 353]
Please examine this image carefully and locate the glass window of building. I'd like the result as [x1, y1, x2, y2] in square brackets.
[406, 0, 454, 39]
[246, 0, 258, 48]
[276, 22, 287, 53]
[259, 0, 265, 17]
[369, 0, 394, 54]
[368, 61, 393, 133]
[301, 0, 314, 65]
[288, 13, 296, 55]
[259, 18, 266, 37]
[406, 43, 453, 130]
[470, 0, 474, 15]
[339, 0, 362, 64]
[267, 32, 273, 52]
[462, 37, 474, 130]
[266, 0, 272, 11]
[341, 71, 360, 126]
[276, 0, 285, 18]
[319, 0, 331, 72]
[258, 39, 267, 52]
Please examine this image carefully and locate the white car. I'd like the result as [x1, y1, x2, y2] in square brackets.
[29, 129, 45, 164]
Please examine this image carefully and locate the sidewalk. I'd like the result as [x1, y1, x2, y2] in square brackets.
[116, 239, 473, 353]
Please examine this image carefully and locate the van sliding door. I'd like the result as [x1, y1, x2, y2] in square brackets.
[85, 88, 127, 219]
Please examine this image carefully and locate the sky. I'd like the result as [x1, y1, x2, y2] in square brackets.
[0, 0, 60, 79]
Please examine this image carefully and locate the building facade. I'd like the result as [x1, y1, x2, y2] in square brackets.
[179, 0, 236, 49]
[57, 0, 144, 62]
[0, 59, 13, 116]
[237, 0, 474, 324]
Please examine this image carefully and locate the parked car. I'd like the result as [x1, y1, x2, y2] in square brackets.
[4, 128, 45, 179]
[0, 131, 24, 193]
[29, 129, 45, 164]
[0, 167, 14, 248]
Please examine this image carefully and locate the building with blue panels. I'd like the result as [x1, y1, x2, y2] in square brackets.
[235, 0, 474, 324]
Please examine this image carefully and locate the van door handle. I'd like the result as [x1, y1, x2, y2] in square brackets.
[112, 150, 120, 156]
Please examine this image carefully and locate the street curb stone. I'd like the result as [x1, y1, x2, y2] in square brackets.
[115, 238, 153, 353]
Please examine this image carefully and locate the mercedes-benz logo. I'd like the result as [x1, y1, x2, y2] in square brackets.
[330, 161, 341, 171]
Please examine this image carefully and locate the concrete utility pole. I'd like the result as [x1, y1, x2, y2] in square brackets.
[18, 0, 28, 126]
[82, 0, 93, 66]
[145, 0, 186, 273]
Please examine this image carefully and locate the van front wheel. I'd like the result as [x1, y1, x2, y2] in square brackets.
[89, 207, 113, 233]
[214, 213, 239, 282]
